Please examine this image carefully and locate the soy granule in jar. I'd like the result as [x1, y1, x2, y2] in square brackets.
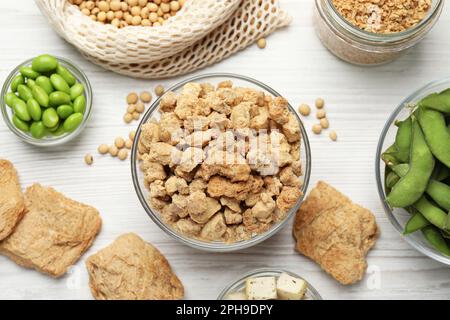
[332, 0, 432, 34]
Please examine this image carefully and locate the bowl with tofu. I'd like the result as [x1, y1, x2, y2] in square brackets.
[217, 268, 322, 300]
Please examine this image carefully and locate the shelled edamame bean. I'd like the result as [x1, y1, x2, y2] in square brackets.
[382, 88, 450, 257]
[4, 54, 86, 138]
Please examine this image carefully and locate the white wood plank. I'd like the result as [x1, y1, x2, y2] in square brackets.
[0, 0, 449, 300]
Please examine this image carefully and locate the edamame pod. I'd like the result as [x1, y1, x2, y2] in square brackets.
[42, 108, 59, 128]
[50, 74, 70, 94]
[12, 115, 29, 132]
[56, 105, 74, 119]
[35, 76, 54, 95]
[26, 79, 36, 89]
[31, 85, 49, 107]
[19, 66, 40, 79]
[391, 163, 410, 177]
[49, 91, 71, 108]
[418, 107, 450, 168]
[422, 226, 450, 257]
[30, 121, 46, 139]
[394, 118, 412, 163]
[12, 99, 31, 121]
[27, 99, 42, 121]
[414, 196, 448, 230]
[63, 113, 83, 132]
[5, 92, 19, 108]
[419, 92, 450, 114]
[404, 211, 430, 235]
[434, 163, 450, 181]
[31, 54, 58, 73]
[426, 180, 450, 211]
[73, 95, 86, 114]
[70, 83, 84, 100]
[387, 119, 435, 208]
[10, 75, 24, 92]
[56, 65, 76, 86]
[386, 172, 400, 188]
[17, 84, 33, 102]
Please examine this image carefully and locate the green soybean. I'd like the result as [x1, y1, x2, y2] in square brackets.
[63, 113, 83, 132]
[386, 171, 400, 188]
[50, 74, 70, 94]
[19, 66, 40, 79]
[12, 115, 29, 132]
[73, 95, 86, 114]
[404, 211, 430, 235]
[49, 91, 71, 108]
[32, 54, 59, 73]
[26, 79, 36, 89]
[422, 226, 450, 256]
[17, 84, 33, 102]
[47, 122, 60, 132]
[414, 196, 448, 230]
[393, 118, 412, 163]
[70, 83, 84, 100]
[418, 107, 450, 168]
[5, 92, 18, 108]
[426, 180, 450, 211]
[52, 124, 66, 136]
[12, 99, 31, 121]
[30, 121, 46, 139]
[387, 119, 435, 208]
[31, 85, 49, 108]
[10, 75, 24, 92]
[57, 105, 74, 119]
[26, 99, 42, 121]
[382, 144, 400, 167]
[419, 92, 450, 114]
[35, 76, 54, 95]
[42, 108, 59, 128]
[56, 65, 76, 86]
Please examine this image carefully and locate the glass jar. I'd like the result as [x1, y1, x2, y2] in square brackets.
[314, 0, 444, 65]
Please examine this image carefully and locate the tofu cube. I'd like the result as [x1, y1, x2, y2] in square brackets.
[276, 273, 307, 300]
[245, 276, 277, 300]
[226, 291, 247, 300]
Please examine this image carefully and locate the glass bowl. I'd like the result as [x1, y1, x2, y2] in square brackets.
[375, 77, 450, 266]
[131, 73, 311, 252]
[217, 268, 322, 300]
[0, 57, 93, 146]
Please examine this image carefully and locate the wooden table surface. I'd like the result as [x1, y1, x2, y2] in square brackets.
[1, 0, 449, 300]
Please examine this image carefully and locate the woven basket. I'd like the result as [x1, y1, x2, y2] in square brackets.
[85, 0, 291, 79]
[35, 0, 241, 64]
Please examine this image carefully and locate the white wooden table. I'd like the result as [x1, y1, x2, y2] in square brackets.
[1, 0, 450, 300]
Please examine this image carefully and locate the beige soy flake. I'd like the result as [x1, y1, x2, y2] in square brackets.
[298, 104, 311, 116]
[257, 38, 267, 49]
[118, 149, 129, 161]
[312, 124, 322, 135]
[329, 130, 338, 141]
[127, 92, 139, 105]
[98, 144, 109, 155]
[84, 153, 93, 165]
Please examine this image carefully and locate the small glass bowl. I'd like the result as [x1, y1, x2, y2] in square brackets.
[131, 73, 311, 252]
[375, 77, 450, 266]
[217, 268, 322, 300]
[0, 57, 93, 146]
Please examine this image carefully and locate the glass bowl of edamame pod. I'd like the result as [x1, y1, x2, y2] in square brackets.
[0, 55, 93, 146]
[376, 77, 450, 266]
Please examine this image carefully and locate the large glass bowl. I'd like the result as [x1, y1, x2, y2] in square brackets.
[375, 77, 450, 266]
[217, 268, 322, 300]
[0, 57, 93, 147]
[131, 73, 311, 252]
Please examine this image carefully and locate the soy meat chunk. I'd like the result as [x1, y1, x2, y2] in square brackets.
[207, 176, 264, 201]
[279, 166, 302, 188]
[268, 97, 290, 125]
[231, 102, 252, 129]
[224, 208, 243, 225]
[220, 197, 242, 213]
[141, 159, 167, 184]
[251, 193, 276, 221]
[140, 121, 161, 149]
[164, 176, 189, 195]
[200, 213, 227, 241]
[173, 219, 202, 237]
[147, 142, 181, 166]
[208, 111, 231, 130]
[186, 191, 221, 224]
[197, 149, 251, 182]
[276, 186, 302, 213]
[159, 91, 177, 113]
[282, 114, 301, 143]
[250, 105, 270, 130]
[264, 176, 283, 196]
